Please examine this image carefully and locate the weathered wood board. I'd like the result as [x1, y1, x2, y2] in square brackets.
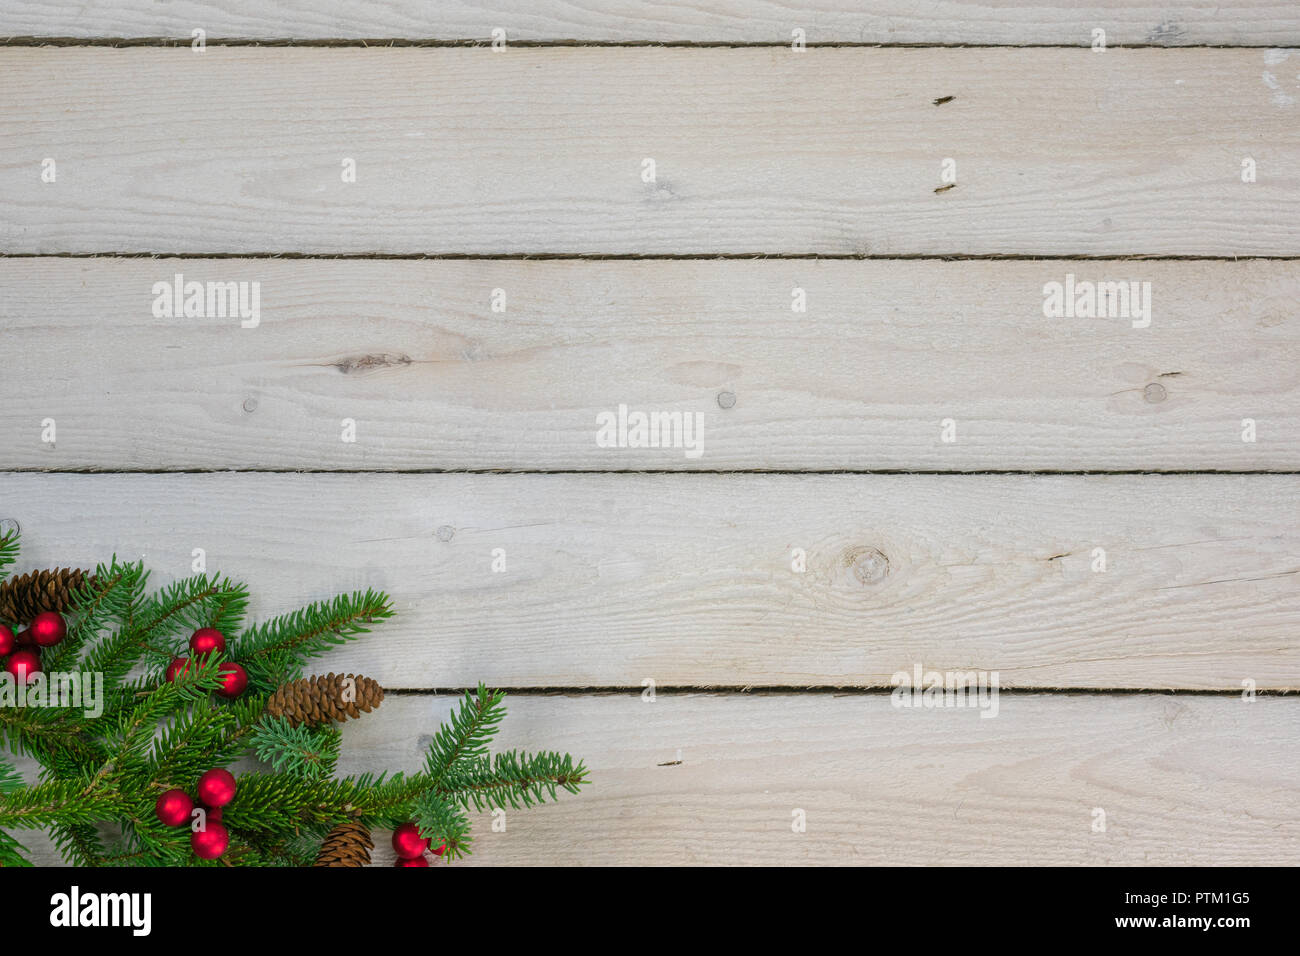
[3, 48, 1299, 255]
[1, 258, 1295, 471]
[1, 472, 1295, 689]
[1, 14, 1297, 870]
[2, 0, 1298, 45]
[9, 693, 1299, 865]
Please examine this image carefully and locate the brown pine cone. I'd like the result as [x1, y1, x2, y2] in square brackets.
[313, 821, 374, 867]
[0, 568, 91, 625]
[264, 673, 384, 728]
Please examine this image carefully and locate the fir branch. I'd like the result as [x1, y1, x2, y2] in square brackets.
[187, 697, 266, 768]
[99, 665, 227, 789]
[146, 695, 237, 786]
[279, 827, 331, 866]
[413, 791, 473, 862]
[0, 828, 30, 867]
[75, 560, 153, 691]
[0, 532, 18, 585]
[41, 559, 145, 673]
[109, 820, 194, 867]
[0, 708, 103, 772]
[232, 589, 393, 691]
[222, 773, 378, 832]
[441, 750, 588, 812]
[131, 575, 246, 669]
[423, 684, 507, 787]
[52, 823, 106, 867]
[0, 757, 23, 794]
[0, 546, 587, 865]
[0, 778, 120, 829]
[250, 716, 341, 780]
[202, 577, 251, 640]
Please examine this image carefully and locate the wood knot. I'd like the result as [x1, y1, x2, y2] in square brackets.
[1143, 382, 1167, 403]
[333, 353, 413, 375]
[842, 546, 890, 586]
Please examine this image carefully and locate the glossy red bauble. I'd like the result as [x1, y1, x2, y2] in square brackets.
[5, 649, 40, 681]
[432, 842, 446, 856]
[215, 662, 248, 699]
[0, 624, 14, 656]
[391, 822, 430, 860]
[196, 767, 237, 808]
[191, 822, 229, 860]
[200, 805, 222, 823]
[394, 856, 429, 867]
[155, 789, 194, 827]
[188, 627, 226, 656]
[29, 612, 66, 647]
[165, 657, 191, 682]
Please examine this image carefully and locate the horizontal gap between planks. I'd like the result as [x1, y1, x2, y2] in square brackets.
[4, 252, 1300, 262]
[4, 468, 1299, 476]
[383, 686, 1298, 696]
[3, 38, 1299, 49]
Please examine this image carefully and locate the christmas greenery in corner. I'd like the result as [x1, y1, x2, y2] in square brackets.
[0, 531, 587, 866]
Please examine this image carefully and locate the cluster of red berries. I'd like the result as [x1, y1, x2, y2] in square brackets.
[165, 627, 247, 698]
[154, 767, 238, 860]
[391, 821, 447, 866]
[0, 611, 68, 680]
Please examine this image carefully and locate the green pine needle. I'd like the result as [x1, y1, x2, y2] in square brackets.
[0, 531, 18, 586]
[233, 589, 393, 691]
[250, 716, 341, 780]
[413, 791, 473, 861]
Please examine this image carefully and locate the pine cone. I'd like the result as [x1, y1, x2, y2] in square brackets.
[0, 568, 91, 625]
[313, 821, 373, 867]
[264, 673, 384, 728]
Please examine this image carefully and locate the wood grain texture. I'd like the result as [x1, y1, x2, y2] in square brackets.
[1, 0, 1298, 45]
[1, 472, 1296, 689]
[2, 48, 1298, 255]
[10, 693, 1300, 865]
[2, 258, 1296, 471]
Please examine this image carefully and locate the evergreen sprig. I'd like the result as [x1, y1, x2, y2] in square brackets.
[250, 716, 341, 780]
[413, 791, 473, 861]
[0, 532, 18, 583]
[0, 536, 587, 865]
[423, 683, 508, 786]
[444, 749, 589, 812]
[233, 590, 393, 691]
[0, 828, 29, 867]
[0, 758, 23, 794]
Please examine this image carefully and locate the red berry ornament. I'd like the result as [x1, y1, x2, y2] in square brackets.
[5, 649, 40, 681]
[191, 822, 229, 860]
[165, 657, 191, 682]
[29, 612, 66, 647]
[391, 822, 430, 859]
[200, 805, 222, 823]
[189, 627, 226, 656]
[394, 856, 429, 867]
[196, 767, 237, 808]
[432, 842, 446, 856]
[215, 662, 248, 699]
[0, 625, 13, 656]
[155, 789, 194, 827]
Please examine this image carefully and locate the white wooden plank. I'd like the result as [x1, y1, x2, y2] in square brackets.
[1, 472, 1296, 689]
[2, 48, 1298, 255]
[1, 0, 1297, 45]
[1, 257, 1295, 471]
[10, 693, 1300, 865]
